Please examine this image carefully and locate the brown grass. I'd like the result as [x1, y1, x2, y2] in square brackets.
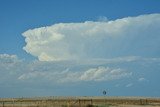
[0, 96, 160, 107]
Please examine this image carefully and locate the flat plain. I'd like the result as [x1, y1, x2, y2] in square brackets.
[0, 96, 160, 107]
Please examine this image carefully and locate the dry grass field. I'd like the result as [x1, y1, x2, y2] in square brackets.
[0, 96, 160, 107]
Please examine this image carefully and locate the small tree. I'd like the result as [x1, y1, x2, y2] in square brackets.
[103, 90, 107, 96]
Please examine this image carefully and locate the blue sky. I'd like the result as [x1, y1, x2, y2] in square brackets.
[0, 0, 160, 98]
[1, 0, 160, 58]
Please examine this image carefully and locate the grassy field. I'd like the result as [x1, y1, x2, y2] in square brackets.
[0, 96, 160, 107]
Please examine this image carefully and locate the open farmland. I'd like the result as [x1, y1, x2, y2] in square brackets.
[0, 96, 160, 107]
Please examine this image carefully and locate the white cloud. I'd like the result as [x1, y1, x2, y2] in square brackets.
[126, 83, 133, 87]
[80, 66, 131, 82]
[1, 54, 160, 97]
[0, 54, 22, 71]
[97, 16, 109, 22]
[0, 54, 19, 63]
[22, 13, 160, 61]
[18, 66, 132, 83]
[1, 54, 159, 85]
[0, 54, 133, 84]
[138, 77, 146, 82]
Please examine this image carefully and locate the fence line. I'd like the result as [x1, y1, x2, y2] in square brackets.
[0, 97, 160, 107]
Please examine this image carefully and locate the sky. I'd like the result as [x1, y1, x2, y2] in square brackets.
[0, 0, 160, 98]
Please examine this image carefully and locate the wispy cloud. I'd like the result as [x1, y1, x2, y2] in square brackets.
[80, 67, 131, 82]
[1, 54, 160, 84]
[138, 77, 147, 82]
[18, 66, 132, 83]
[0, 53, 160, 96]
[0, 54, 132, 84]
[126, 83, 133, 87]
[22, 13, 160, 61]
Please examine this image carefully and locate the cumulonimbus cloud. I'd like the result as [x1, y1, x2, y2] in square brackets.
[22, 13, 160, 61]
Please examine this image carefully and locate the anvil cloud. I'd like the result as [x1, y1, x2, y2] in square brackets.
[22, 14, 160, 61]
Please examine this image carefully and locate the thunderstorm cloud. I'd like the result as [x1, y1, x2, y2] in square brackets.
[22, 13, 160, 61]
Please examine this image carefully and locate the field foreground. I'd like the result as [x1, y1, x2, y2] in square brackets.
[0, 96, 160, 107]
